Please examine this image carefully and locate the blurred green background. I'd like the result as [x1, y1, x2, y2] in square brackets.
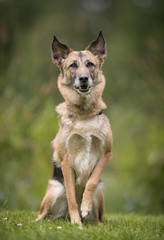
[0, 0, 164, 215]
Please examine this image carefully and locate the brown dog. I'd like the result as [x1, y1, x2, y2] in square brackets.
[36, 31, 112, 225]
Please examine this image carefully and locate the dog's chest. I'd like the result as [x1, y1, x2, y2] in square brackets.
[60, 115, 108, 186]
[67, 133, 103, 187]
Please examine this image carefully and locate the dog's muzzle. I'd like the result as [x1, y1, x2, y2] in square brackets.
[73, 75, 92, 94]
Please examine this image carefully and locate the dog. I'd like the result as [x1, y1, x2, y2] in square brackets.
[36, 31, 112, 225]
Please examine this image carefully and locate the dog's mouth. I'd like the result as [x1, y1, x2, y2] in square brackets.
[74, 84, 92, 93]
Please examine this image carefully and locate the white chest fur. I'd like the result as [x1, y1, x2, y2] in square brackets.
[66, 133, 103, 187]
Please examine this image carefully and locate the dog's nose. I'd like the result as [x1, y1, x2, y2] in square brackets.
[79, 75, 88, 83]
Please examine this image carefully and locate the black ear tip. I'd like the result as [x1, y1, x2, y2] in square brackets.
[98, 30, 104, 40]
[53, 35, 57, 41]
[52, 35, 60, 45]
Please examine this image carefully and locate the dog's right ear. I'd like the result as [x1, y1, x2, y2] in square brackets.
[86, 31, 106, 63]
[51, 36, 72, 66]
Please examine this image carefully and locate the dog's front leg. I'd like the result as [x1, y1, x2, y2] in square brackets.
[81, 151, 112, 218]
[61, 158, 81, 225]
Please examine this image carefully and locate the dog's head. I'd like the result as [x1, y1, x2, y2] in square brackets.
[51, 31, 106, 96]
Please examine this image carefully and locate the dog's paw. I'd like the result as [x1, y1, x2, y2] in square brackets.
[70, 211, 82, 226]
[35, 215, 44, 221]
[81, 202, 92, 218]
[71, 217, 82, 226]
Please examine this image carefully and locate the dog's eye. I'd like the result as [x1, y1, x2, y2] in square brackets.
[69, 62, 78, 68]
[86, 61, 94, 67]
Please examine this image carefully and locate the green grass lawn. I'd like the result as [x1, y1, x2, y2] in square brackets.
[0, 210, 163, 240]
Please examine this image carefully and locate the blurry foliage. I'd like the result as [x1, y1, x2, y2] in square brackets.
[0, 0, 164, 214]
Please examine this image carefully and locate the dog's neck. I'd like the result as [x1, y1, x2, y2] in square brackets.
[56, 96, 106, 119]
[67, 97, 106, 117]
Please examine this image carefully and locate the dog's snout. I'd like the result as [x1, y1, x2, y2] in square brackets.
[79, 75, 88, 83]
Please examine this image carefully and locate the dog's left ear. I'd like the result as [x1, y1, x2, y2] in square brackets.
[51, 36, 72, 66]
[86, 31, 106, 63]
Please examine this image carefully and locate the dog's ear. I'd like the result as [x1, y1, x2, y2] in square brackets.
[51, 36, 72, 66]
[86, 31, 106, 62]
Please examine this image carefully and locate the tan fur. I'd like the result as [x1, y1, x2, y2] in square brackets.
[36, 32, 113, 225]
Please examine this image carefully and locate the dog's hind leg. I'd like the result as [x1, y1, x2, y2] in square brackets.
[92, 182, 105, 223]
[96, 185, 104, 223]
[36, 179, 67, 221]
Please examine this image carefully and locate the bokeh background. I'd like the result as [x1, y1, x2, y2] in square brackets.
[0, 0, 164, 215]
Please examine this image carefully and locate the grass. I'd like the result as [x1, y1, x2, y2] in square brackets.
[0, 210, 164, 240]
